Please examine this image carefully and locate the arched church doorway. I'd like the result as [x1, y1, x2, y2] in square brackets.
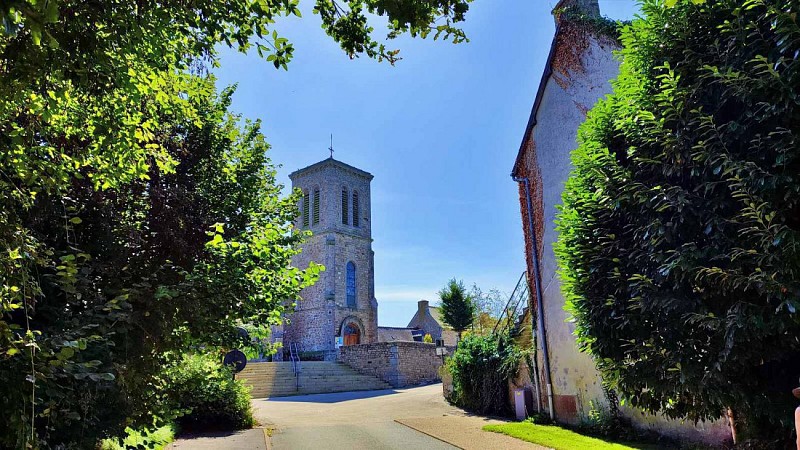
[343, 323, 360, 346]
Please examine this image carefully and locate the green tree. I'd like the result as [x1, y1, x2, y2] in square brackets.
[556, 0, 800, 441]
[1, 1, 477, 447]
[439, 279, 476, 339]
[0, 74, 322, 447]
[469, 284, 509, 335]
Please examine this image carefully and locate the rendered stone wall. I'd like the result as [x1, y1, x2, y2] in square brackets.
[338, 342, 447, 388]
[517, 30, 620, 426]
[515, 19, 731, 445]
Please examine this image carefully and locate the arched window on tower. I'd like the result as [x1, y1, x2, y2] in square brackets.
[341, 187, 349, 225]
[302, 190, 310, 227]
[352, 191, 360, 227]
[312, 188, 320, 225]
[346, 261, 356, 308]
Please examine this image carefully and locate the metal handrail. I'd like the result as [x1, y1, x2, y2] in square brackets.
[289, 342, 301, 391]
[492, 271, 530, 337]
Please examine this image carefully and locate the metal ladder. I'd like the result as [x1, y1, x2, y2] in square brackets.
[492, 271, 530, 337]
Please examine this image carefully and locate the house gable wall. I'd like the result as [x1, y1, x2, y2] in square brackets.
[516, 24, 731, 445]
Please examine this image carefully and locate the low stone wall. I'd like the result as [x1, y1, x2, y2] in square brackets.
[338, 341, 446, 387]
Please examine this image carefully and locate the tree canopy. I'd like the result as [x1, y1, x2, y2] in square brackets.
[556, 0, 800, 439]
[1, 0, 475, 447]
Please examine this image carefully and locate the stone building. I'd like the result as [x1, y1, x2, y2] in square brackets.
[376, 326, 416, 342]
[511, 0, 729, 444]
[374, 300, 458, 345]
[280, 157, 378, 360]
[407, 300, 458, 346]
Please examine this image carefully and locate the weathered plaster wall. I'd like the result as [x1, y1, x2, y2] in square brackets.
[516, 24, 731, 445]
[338, 342, 447, 387]
[519, 31, 620, 425]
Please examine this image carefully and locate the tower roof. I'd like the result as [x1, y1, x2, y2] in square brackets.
[289, 157, 374, 181]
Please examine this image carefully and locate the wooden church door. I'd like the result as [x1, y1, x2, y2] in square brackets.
[343, 323, 360, 346]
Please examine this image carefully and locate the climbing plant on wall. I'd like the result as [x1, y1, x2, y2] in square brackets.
[556, 0, 800, 441]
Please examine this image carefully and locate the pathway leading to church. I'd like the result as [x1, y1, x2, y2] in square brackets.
[170, 384, 543, 449]
[252, 383, 543, 450]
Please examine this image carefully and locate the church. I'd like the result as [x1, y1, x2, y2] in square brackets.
[278, 156, 379, 361]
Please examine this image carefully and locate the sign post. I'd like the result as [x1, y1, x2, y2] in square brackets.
[223, 349, 247, 380]
[435, 339, 447, 365]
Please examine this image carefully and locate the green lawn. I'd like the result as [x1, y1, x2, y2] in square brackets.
[483, 422, 664, 450]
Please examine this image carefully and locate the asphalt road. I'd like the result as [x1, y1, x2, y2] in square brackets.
[252, 384, 461, 450]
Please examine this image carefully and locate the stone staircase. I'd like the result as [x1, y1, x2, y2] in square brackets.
[236, 361, 392, 398]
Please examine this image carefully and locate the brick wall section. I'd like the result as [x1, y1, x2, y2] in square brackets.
[338, 342, 450, 387]
[516, 136, 545, 303]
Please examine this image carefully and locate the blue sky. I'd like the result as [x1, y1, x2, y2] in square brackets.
[214, 0, 640, 327]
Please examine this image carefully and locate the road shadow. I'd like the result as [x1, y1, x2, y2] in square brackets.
[169, 428, 267, 449]
[256, 388, 399, 404]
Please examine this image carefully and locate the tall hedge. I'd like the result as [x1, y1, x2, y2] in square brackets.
[555, 0, 800, 439]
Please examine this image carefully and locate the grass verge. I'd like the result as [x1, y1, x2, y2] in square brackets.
[100, 425, 175, 450]
[483, 422, 663, 450]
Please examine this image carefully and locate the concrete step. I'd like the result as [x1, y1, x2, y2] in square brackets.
[249, 382, 390, 392]
[237, 361, 391, 398]
[245, 378, 390, 386]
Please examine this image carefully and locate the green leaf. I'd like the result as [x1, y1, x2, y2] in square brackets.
[58, 347, 75, 360]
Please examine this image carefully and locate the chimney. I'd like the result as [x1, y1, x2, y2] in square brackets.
[554, 0, 601, 23]
[418, 300, 429, 314]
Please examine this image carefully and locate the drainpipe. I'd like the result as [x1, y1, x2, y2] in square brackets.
[512, 175, 555, 421]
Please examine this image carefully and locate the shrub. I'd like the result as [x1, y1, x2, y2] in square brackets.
[445, 334, 523, 415]
[100, 425, 174, 450]
[423, 333, 434, 343]
[555, 0, 800, 441]
[162, 353, 254, 432]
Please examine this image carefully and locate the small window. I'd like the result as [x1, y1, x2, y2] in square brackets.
[352, 191, 360, 228]
[346, 261, 356, 308]
[312, 188, 320, 225]
[302, 190, 310, 227]
[341, 187, 349, 225]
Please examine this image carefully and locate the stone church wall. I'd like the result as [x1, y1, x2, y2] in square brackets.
[331, 232, 377, 344]
[284, 158, 378, 359]
[338, 342, 445, 387]
[284, 231, 333, 353]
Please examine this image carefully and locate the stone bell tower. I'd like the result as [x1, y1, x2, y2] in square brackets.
[282, 156, 378, 360]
